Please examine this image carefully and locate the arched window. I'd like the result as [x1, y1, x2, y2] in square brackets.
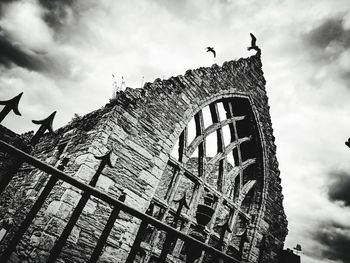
[141, 96, 263, 261]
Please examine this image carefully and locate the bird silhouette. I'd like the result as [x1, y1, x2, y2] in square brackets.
[206, 47, 216, 58]
[345, 138, 350, 148]
[247, 33, 259, 51]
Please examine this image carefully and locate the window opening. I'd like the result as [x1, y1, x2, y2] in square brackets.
[139, 97, 263, 262]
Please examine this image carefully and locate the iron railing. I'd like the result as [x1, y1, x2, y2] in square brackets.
[0, 93, 242, 263]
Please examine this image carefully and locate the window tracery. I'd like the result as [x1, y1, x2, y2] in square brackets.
[137, 96, 263, 263]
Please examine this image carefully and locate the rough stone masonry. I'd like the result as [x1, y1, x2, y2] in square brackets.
[0, 51, 288, 263]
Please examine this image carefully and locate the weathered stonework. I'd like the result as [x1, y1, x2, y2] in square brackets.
[0, 52, 287, 263]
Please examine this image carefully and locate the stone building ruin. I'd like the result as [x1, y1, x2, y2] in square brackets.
[0, 51, 288, 263]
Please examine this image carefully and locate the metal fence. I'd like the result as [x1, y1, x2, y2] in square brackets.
[0, 93, 241, 263]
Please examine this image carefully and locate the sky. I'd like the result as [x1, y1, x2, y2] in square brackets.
[1, 0, 350, 262]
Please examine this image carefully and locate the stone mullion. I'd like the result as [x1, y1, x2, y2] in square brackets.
[200, 103, 227, 260]
[178, 129, 187, 163]
[187, 111, 206, 215]
[166, 125, 189, 205]
[195, 111, 206, 178]
[209, 103, 225, 193]
[225, 101, 243, 183]
[224, 102, 243, 190]
[198, 103, 224, 263]
[223, 101, 249, 248]
[182, 110, 208, 263]
[202, 103, 227, 258]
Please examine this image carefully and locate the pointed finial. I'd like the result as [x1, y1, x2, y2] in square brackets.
[32, 111, 56, 133]
[94, 150, 114, 168]
[0, 92, 23, 123]
[30, 111, 57, 145]
[87, 150, 114, 187]
[174, 192, 189, 209]
[237, 227, 249, 241]
[118, 191, 126, 202]
[219, 219, 232, 234]
[146, 203, 154, 215]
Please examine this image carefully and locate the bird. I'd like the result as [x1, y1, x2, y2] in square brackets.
[345, 138, 350, 148]
[247, 33, 259, 51]
[206, 47, 216, 58]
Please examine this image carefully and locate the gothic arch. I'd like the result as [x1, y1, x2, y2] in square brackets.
[139, 93, 265, 261]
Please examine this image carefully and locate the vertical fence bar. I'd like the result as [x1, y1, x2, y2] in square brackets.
[0, 176, 58, 262]
[237, 228, 248, 260]
[0, 111, 56, 195]
[125, 204, 154, 263]
[218, 219, 231, 251]
[47, 151, 113, 262]
[158, 193, 188, 263]
[217, 219, 232, 263]
[88, 193, 126, 263]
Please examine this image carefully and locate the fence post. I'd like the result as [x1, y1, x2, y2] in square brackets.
[0, 175, 59, 262]
[125, 203, 154, 263]
[237, 228, 248, 260]
[47, 150, 114, 262]
[218, 219, 232, 251]
[0, 111, 56, 194]
[158, 192, 189, 262]
[88, 192, 126, 263]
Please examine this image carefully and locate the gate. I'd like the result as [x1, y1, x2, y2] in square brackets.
[0, 93, 241, 263]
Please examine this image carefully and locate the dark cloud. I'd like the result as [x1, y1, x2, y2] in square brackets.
[38, 0, 74, 30]
[0, 0, 18, 17]
[303, 15, 350, 88]
[0, 31, 45, 71]
[0, 30, 68, 76]
[327, 170, 350, 207]
[0, 0, 75, 30]
[305, 17, 350, 50]
[313, 222, 350, 263]
[151, 0, 199, 20]
[0, 0, 18, 4]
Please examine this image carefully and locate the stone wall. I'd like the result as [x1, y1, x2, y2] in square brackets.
[0, 52, 287, 263]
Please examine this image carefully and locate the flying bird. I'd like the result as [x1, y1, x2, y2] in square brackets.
[345, 138, 350, 148]
[247, 33, 259, 51]
[206, 47, 216, 58]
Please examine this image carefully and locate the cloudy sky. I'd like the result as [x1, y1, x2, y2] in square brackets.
[1, 0, 350, 262]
